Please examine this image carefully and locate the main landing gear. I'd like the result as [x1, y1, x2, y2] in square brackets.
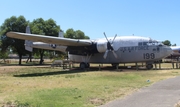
[80, 62, 90, 69]
[79, 54, 92, 69]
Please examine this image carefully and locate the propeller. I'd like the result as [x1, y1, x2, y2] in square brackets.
[103, 32, 118, 59]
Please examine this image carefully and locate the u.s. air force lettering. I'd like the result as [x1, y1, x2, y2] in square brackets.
[120, 46, 149, 51]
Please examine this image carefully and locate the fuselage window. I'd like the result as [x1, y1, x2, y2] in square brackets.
[143, 42, 147, 46]
[138, 42, 142, 46]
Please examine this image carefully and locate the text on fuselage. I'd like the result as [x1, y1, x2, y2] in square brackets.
[120, 46, 149, 51]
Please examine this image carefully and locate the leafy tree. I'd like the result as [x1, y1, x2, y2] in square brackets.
[162, 40, 171, 46]
[171, 43, 176, 46]
[84, 35, 90, 39]
[44, 18, 60, 36]
[0, 16, 29, 65]
[64, 28, 75, 38]
[29, 18, 60, 64]
[64, 28, 90, 39]
[0, 51, 8, 62]
[75, 30, 86, 39]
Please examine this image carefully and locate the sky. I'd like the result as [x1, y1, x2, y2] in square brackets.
[0, 0, 180, 45]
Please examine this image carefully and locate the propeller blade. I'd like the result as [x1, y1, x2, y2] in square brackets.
[103, 32, 118, 59]
[103, 32, 109, 42]
[112, 34, 117, 43]
[112, 51, 118, 58]
[103, 50, 109, 59]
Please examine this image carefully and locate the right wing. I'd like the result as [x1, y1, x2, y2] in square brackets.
[6, 32, 92, 46]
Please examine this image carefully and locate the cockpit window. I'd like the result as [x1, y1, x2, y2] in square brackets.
[138, 40, 163, 46]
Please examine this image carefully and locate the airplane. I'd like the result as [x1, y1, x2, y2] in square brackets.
[6, 30, 172, 70]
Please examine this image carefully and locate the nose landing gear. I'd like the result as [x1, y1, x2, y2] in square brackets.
[146, 63, 153, 70]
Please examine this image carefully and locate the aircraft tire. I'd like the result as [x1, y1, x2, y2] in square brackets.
[80, 62, 86, 69]
[86, 63, 90, 68]
[146, 64, 153, 70]
[80, 62, 90, 69]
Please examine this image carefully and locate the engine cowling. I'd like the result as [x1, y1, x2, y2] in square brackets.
[96, 39, 107, 53]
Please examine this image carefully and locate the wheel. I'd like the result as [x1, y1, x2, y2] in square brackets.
[86, 63, 90, 68]
[80, 62, 90, 69]
[80, 62, 86, 69]
[146, 64, 153, 70]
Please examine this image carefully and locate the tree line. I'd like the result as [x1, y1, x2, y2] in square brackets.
[0, 16, 89, 65]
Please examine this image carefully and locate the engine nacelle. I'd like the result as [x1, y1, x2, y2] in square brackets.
[96, 39, 107, 53]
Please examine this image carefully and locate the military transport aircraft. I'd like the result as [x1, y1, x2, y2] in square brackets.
[6, 30, 172, 69]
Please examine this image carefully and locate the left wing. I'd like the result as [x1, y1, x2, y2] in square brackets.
[6, 32, 92, 46]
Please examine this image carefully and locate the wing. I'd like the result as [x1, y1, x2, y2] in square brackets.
[6, 32, 92, 46]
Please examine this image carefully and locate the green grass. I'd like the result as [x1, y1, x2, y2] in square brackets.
[0, 63, 180, 107]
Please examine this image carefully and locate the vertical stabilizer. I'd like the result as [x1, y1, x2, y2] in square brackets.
[26, 26, 31, 33]
[25, 26, 33, 52]
[58, 31, 64, 38]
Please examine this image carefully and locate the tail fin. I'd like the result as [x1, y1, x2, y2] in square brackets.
[25, 26, 33, 52]
[58, 31, 64, 38]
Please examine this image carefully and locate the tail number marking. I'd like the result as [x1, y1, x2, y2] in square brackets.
[143, 53, 155, 59]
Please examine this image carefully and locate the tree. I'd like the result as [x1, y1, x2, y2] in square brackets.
[75, 30, 85, 39]
[30, 18, 60, 64]
[162, 40, 171, 46]
[0, 16, 29, 65]
[64, 28, 90, 39]
[64, 28, 75, 38]
[171, 43, 176, 46]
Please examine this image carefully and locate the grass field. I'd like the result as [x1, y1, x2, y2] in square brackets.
[0, 62, 180, 107]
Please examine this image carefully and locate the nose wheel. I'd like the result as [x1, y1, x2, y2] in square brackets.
[80, 62, 90, 69]
[146, 64, 153, 70]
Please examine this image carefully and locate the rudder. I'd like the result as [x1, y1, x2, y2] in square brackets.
[25, 26, 33, 52]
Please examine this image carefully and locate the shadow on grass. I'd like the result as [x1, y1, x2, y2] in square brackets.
[12, 64, 172, 77]
[13, 68, 87, 77]
[13, 68, 98, 77]
[13, 66, 126, 77]
[12, 66, 147, 78]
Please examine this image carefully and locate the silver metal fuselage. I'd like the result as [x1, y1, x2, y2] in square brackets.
[28, 36, 172, 64]
[69, 36, 172, 63]
[69, 45, 171, 63]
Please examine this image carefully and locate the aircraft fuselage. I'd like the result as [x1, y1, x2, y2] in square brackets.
[69, 36, 172, 63]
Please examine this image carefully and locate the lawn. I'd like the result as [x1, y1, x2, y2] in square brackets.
[0, 62, 179, 107]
